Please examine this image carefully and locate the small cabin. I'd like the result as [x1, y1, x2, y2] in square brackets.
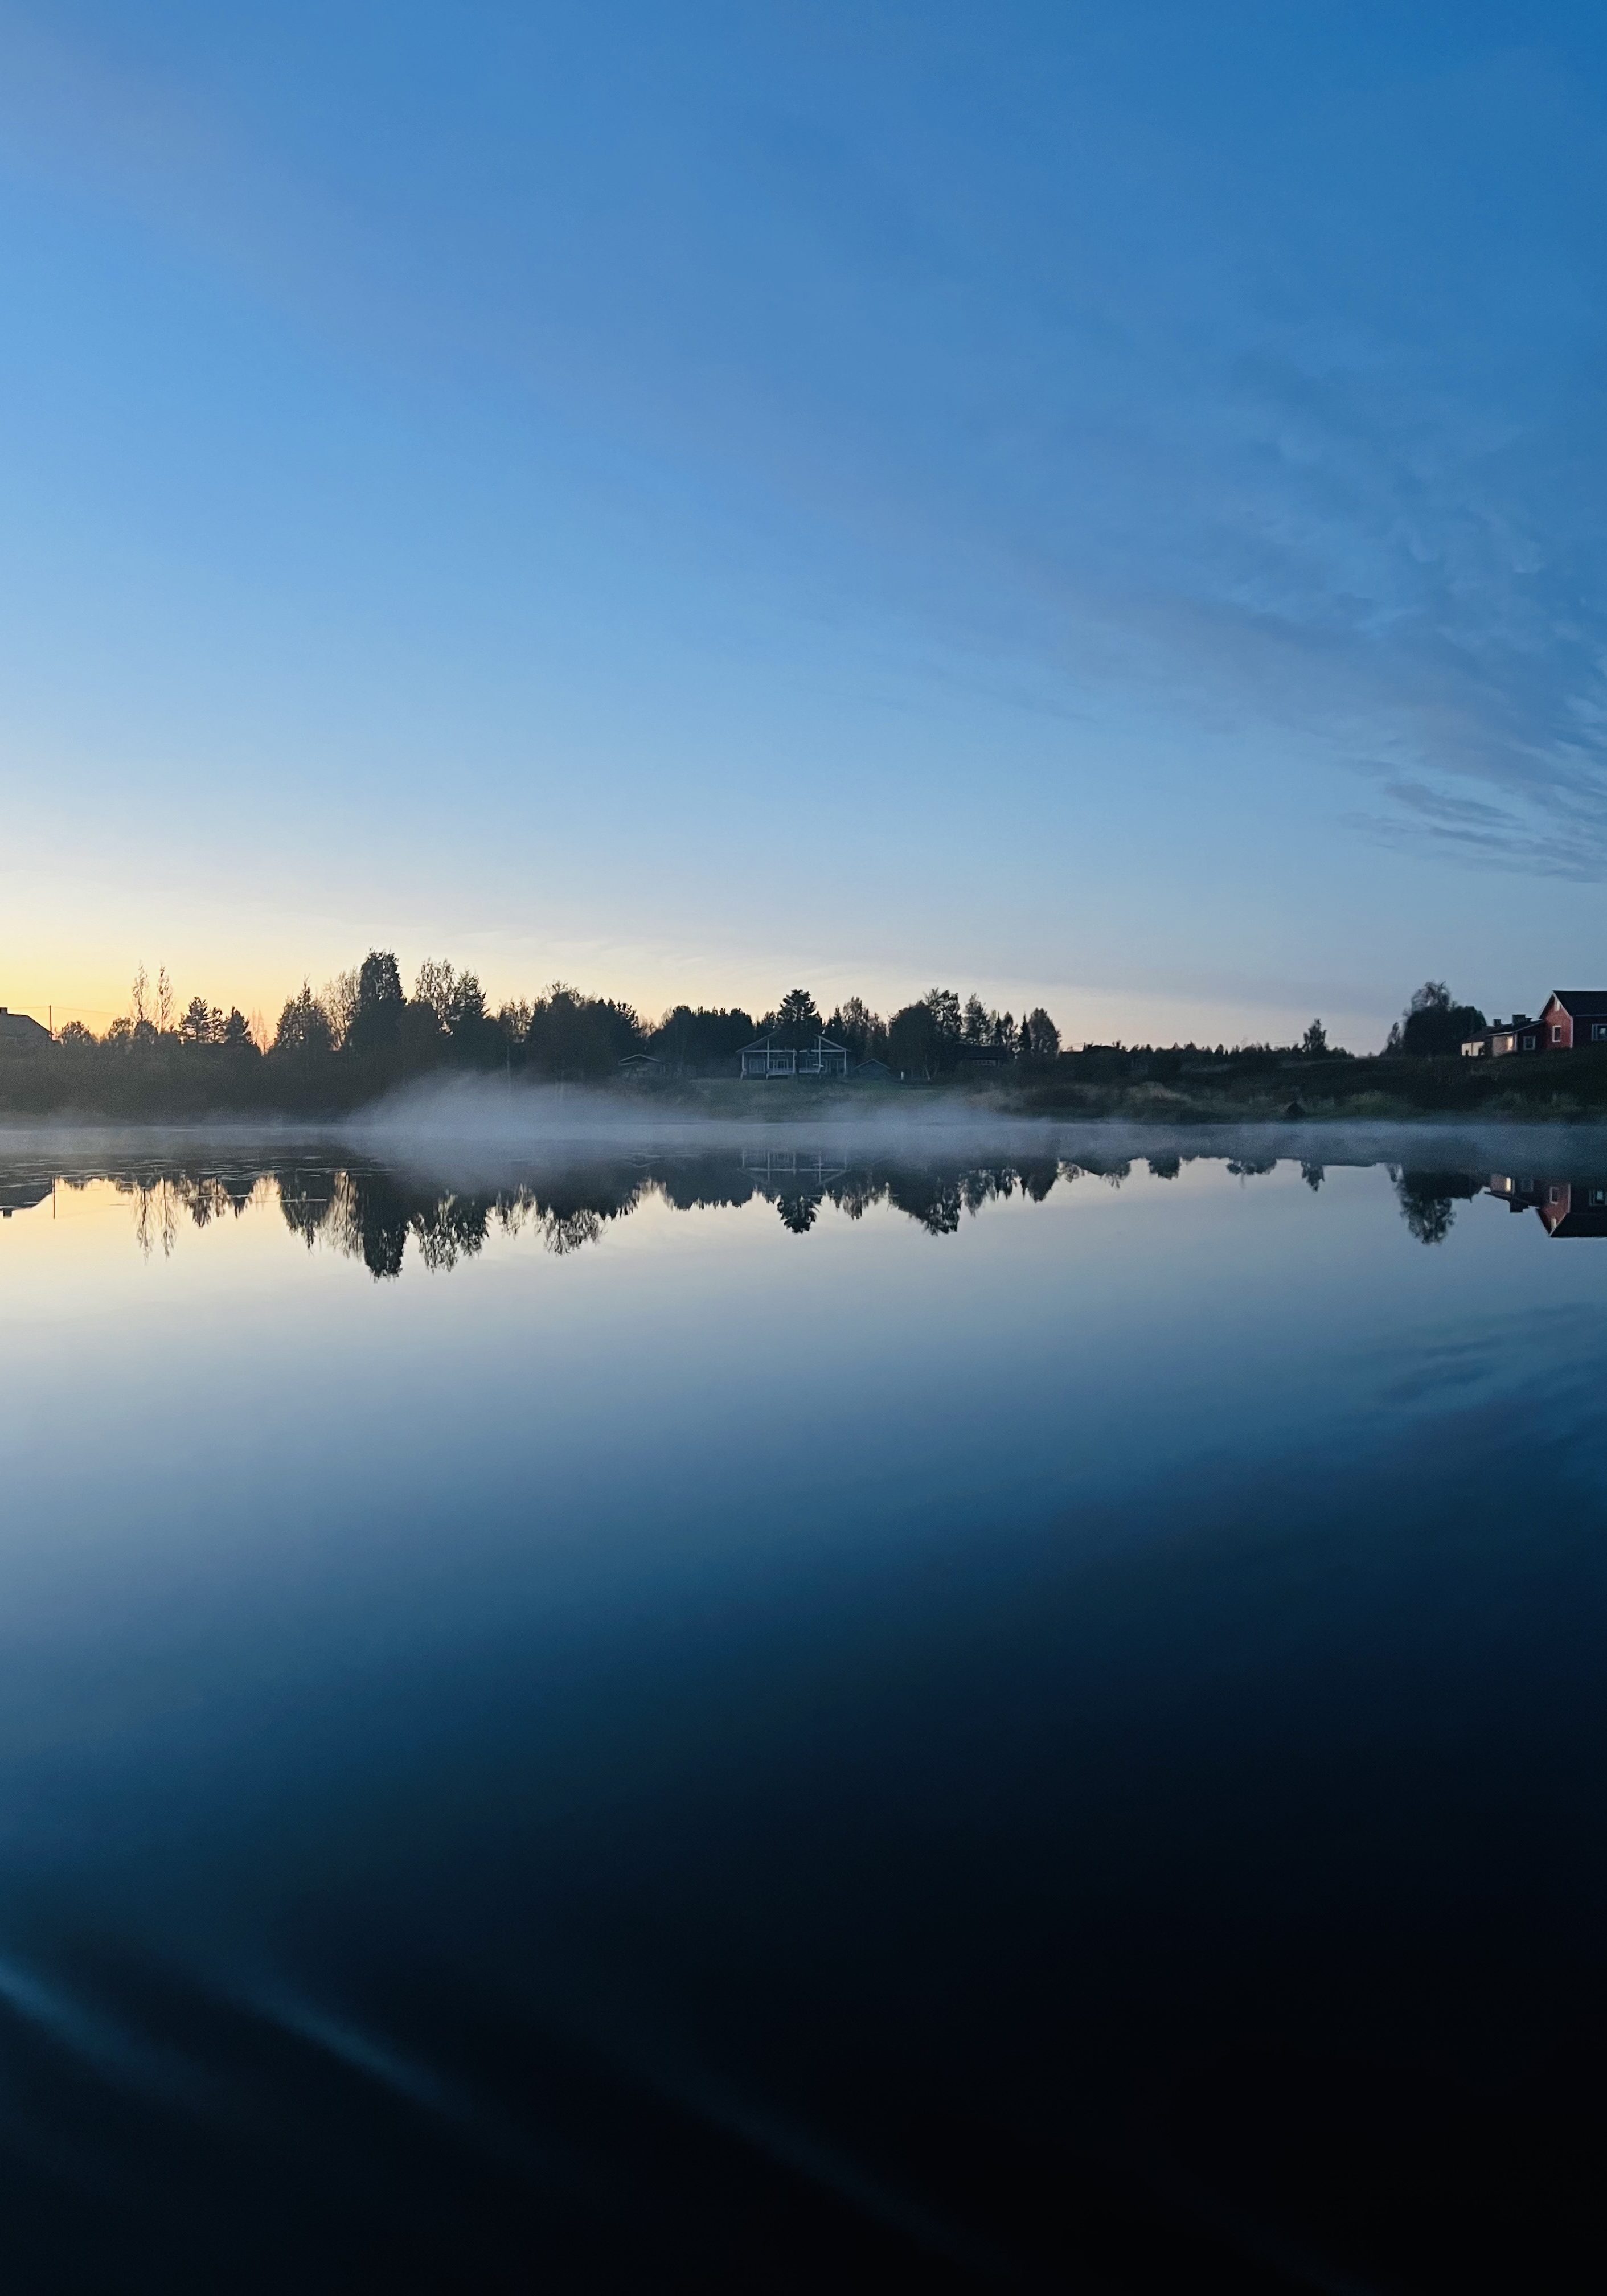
[739, 1033, 848, 1080]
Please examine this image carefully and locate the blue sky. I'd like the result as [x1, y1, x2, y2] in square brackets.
[3, 2, 1606, 1047]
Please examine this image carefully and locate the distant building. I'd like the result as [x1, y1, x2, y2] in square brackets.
[1536, 991, 1607, 1050]
[739, 1033, 848, 1080]
[0, 1007, 51, 1051]
[1461, 1015, 1539, 1057]
[1465, 992, 1607, 1056]
[853, 1058, 895, 1083]
[617, 1053, 664, 1077]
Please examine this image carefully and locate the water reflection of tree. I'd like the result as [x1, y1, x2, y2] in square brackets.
[278, 1168, 338, 1252]
[542, 1206, 605, 1255]
[1392, 1168, 1485, 1245]
[289, 1166, 651, 1277]
[325, 1171, 411, 1278]
[117, 1169, 257, 1257]
[35, 1145, 1509, 1276]
[884, 1173, 963, 1235]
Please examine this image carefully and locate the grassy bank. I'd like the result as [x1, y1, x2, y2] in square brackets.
[1014, 1046, 1607, 1122]
[6, 1042, 1607, 1125]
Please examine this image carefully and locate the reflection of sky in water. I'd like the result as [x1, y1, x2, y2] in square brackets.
[1, 1133, 1605, 2286]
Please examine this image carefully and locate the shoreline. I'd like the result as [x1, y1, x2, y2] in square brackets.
[8, 1074, 1607, 1131]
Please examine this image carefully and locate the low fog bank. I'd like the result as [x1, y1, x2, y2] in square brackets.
[7, 1069, 1607, 1191]
[10, 1084, 1607, 1273]
[334, 1076, 1607, 1187]
[345, 1075, 1080, 1159]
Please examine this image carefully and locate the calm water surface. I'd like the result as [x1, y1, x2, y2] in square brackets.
[2, 1123, 1604, 2291]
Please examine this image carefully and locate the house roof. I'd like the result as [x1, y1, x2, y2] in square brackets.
[1548, 991, 1607, 1013]
[0, 1008, 51, 1044]
[740, 1034, 847, 1052]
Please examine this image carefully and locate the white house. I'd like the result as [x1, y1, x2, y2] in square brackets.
[739, 1034, 848, 1080]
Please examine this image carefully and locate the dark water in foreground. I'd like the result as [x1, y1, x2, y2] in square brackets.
[2, 1124, 1605, 2292]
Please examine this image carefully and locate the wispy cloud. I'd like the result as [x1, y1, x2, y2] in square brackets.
[2, 0, 1606, 907]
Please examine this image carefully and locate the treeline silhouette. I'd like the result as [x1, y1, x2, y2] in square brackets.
[19, 961, 1607, 1122]
[85, 957, 1064, 1075]
[18, 954, 1069, 1114]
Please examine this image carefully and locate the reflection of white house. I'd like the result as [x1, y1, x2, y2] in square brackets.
[740, 1034, 848, 1079]
[740, 1147, 848, 1183]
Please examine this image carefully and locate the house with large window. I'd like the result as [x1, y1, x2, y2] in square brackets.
[739, 1034, 848, 1079]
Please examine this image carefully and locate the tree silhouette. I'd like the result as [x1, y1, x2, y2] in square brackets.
[1386, 983, 1485, 1057]
[179, 997, 222, 1046]
[1021, 1007, 1061, 1059]
[773, 989, 823, 1045]
[272, 985, 335, 1057]
[526, 985, 642, 1078]
[347, 950, 407, 1053]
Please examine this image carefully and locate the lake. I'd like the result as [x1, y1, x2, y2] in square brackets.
[2, 1116, 1604, 2291]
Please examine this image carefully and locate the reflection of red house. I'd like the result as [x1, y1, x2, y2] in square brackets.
[1487, 1174, 1607, 1236]
[1537, 991, 1607, 1051]
[1536, 1182, 1607, 1237]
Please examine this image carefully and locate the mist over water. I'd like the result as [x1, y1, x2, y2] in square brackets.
[2, 1120, 1605, 2289]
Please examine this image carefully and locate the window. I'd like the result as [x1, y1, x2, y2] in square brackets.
[1552, 1024, 1564, 1042]
[1593, 1023, 1607, 1042]
[1523, 1035, 1535, 1050]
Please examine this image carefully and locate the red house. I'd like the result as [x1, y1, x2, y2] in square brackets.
[1536, 991, 1607, 1050]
